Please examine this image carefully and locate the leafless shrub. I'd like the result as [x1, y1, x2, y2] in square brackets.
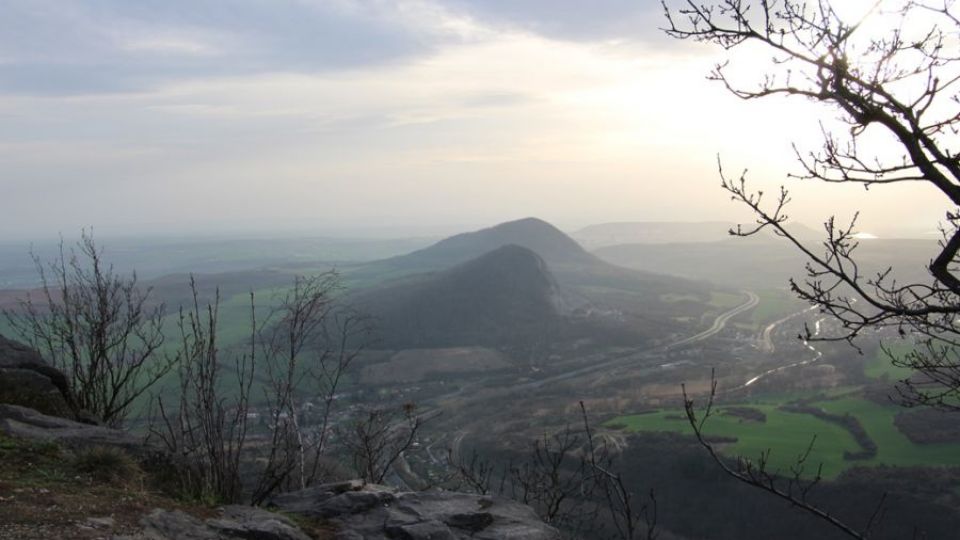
[4, 231, 172, 427]
[448, 404, 656, 540]
[151, 278, 254, 503]
[251, 273, 370, 503]
[151, 271, 366, 505]
[681, 371, 886, 539]
[339, 402, 423, 485]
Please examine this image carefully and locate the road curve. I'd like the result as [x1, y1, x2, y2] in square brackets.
[667, 290, 759, 349]
[394, 290, 762, 483]
[470, 289, 760, 394]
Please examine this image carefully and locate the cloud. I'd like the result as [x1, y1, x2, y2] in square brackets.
[0, 0, 440, 96]
[0, 0, 679, 97]
[446, 0, 668, 43]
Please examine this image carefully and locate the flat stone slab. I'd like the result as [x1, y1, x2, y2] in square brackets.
[269, 481, 561, 540]
[0, 404, 147, 454]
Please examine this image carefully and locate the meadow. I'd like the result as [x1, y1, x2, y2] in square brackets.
[608, 385, 960, 479]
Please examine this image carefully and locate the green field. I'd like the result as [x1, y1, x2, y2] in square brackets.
[863, 342, 917, 381]
[610, 391, 960, 479]
[817, 397, 960, 468]
[609, 405, 859, 478]
[750, 289, 804, 325]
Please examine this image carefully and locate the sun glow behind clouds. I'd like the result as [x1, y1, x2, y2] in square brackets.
[0, 0, 950, 238]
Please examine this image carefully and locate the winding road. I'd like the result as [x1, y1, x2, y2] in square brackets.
[428, 290, 763, 474]
[668, 291, 759, 349]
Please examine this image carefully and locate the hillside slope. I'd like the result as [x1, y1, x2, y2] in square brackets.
[347, 217, 713, 297]
[358, 217, 595, 277]
[351, 245, 566, 349]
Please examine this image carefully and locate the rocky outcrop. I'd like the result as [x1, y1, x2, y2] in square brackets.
[115, 506, 313, 540]
[0, 404, 148, 455]
[269, 480, 561, 540]
[0, 334, 75, 418]
[114, 483, 558, 540]
[0, 334, 44, 365]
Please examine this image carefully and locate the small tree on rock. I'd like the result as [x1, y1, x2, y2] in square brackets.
[4, 232, 172, 426]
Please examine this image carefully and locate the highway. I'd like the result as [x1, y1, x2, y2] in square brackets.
[430, 290, 762, 470]
[667, 291, 759, 349]
[511, 289, 760, 391]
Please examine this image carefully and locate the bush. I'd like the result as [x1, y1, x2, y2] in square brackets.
[72, 446, 142, 486]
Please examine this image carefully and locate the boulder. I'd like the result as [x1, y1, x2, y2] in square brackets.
[129, 506, 312, 540]
[268, 481, 561, 540]
[0, 334, 75, 418]
[0, 367, 73, 418]
[0, 334, 44, 365]
[0, 404, 148, 455]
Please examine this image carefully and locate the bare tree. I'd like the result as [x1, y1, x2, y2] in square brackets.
[4, 232, 171, 426]
[662, 0, 960, 408]
[251, 273, 370, 503]
[151, 279, 255, 503]
[339, 402, 423, 485]
[447, 447, 503, 495]
[580, 403, 658, 540]
[447, 406, 656, 540]
[152, 271, 365, 505]
[681, 373, 885, 539]
[660, 1, 960, 535]
[508, 425, 602, 535]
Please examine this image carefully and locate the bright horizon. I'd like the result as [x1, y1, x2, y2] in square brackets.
[0, 1, 947, 241]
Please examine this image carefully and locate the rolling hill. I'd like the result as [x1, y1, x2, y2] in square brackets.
[346, 217, 713, 295]
[341, 218, 722, 349]
[350, 244, 568, 349]
[353, 217, 595, 277]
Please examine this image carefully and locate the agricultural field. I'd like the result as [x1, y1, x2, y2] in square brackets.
[863, 342, 917, 381]
[608, 388, 960, 479]
[750, 289, 805, 325]
[608, 404, 859, 478]
[817, 397, 960, 468]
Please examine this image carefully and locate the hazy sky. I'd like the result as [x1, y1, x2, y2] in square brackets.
[0, 0, 948, 240]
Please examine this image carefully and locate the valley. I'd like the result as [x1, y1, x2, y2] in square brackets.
[1, 218, 956, 540]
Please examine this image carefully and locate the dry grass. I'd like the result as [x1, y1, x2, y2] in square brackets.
[0, 433, 215, 540]
[0, 432, 338, 539]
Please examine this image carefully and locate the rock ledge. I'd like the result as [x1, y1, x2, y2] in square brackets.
[269, 480, 561, 540]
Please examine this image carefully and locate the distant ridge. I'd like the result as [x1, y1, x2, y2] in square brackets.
[594, 236, 939, 288]
[572, 221, 735, 249]
[572, 221, 824, 249]
[351, 244, 566, 348]
[378, 217, 597, 273]
[347, 216, 699, 289]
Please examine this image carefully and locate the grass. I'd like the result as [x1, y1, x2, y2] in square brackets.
[750, 289, 804, 325]
[817, 397, 960, 468]
[0, 433, 335, 539]
[71, 446, 144, 486]
[864, 342, 916, 381]
[611, 388, 960, 480]
[0, 433, 216, 539]
[608, 405, 859, 478]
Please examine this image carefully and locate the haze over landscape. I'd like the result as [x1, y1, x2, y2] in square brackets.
[3, 2, 960, 540]
[0, 0, 946, 240]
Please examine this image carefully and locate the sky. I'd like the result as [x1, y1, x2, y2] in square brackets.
[0, 0, 950, 240]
